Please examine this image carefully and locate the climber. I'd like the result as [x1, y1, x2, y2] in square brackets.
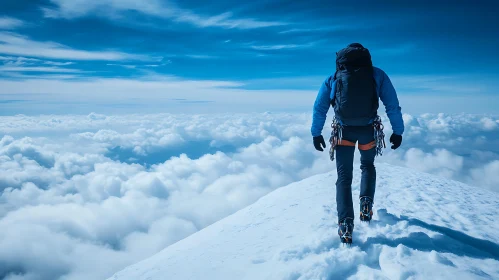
[311, 43, 404, 244]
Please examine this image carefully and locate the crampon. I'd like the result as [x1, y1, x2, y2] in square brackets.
[360, 196, 373, 223]
[338, 218, 354, 245]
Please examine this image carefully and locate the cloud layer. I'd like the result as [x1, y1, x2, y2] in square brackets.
[0, 112, 498, 280]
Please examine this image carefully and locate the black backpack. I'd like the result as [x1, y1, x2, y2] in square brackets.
[331, 43, 379, 126]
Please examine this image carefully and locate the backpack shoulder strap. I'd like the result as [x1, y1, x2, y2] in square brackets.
[330, 72, 342, 107]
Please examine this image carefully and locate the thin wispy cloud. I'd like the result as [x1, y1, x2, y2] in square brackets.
[175, 11, 286, 29]
[251, 44, 301, 51]
[277, 18, 383, 34]
[107, 63, 138, 69]
[1, 56, 75, 67]
[0, 75, 246, 98]
[185, 55, 219, 59]
[0, 32, 150, 61]
[0, 72, 79, 80]
[0, 66, 82, 73]
[0, 56, 80, 76]
[0, 17, 24, 29]
[0, 56, 41, 65]
[106, 61, 171, 70]
[44, 0, 287, 29]
[44, 61, 75, 66]
[251, 43, 316, 51]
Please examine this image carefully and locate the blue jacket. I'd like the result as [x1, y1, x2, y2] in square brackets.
[311, 67, 404, 137]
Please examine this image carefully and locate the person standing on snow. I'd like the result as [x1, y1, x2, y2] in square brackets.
[311, 43, 404, 244]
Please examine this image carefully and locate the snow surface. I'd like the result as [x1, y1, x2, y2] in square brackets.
[108, 164, 499, 280]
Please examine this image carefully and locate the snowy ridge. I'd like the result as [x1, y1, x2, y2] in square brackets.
[108, 164, 499, 280]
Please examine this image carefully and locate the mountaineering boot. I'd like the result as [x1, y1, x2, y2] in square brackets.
[360, 196, 373, 222]
[338, 218, 354, 245]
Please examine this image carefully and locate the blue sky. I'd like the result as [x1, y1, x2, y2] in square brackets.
[0, 0, 498, 115]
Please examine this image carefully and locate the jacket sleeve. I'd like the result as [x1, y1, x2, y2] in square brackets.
[311, 77, 333, 137]
[378, 71, 404, 135]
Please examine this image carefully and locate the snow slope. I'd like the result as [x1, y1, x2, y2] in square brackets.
[108, 164, 499, 280]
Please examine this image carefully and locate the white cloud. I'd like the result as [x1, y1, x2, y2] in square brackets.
[375, 113, 499, 188]
[0, 17, 24, 29]
[0, 56, 80, 75]
[0, 56, 75, 70]
[0, 75, 244, 96]
[0, 32, 150, 61]
[480, 117, 498, 131]
[44, 61, 75, 66]
[0, 72, 79, 80]
[173, 11, 286, 29]
[185, 54, 218, 59]
[470, 160, 499, 192]
[0, 66, 82, 73]
[44, 0, 286, 29]
[0, 112, 499, 280]
[277, 22, 375, 34]
[403, 148, 464, 179]
[251, 43, 316, 51]
[0, 56, 41, 65]
[251, 44, 302, 51]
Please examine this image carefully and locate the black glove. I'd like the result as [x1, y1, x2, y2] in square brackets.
[313, 135, 326, 152]
[390, 134, 402, 150]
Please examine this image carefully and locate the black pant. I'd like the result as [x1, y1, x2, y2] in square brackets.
[335, 125, 376, 223]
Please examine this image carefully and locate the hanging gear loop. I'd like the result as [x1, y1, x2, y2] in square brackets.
[372, 115, 386, 157]
[329, 118, 343, 161]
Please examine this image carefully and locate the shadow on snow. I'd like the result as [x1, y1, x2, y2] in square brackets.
[362, 209, 499, 261]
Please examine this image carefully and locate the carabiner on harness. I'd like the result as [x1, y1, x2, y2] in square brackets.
[328, 118, 343, 161]
[372, 115, 386, 157]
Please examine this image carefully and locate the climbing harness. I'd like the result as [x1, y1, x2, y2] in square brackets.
[328, 116, 386, 162]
